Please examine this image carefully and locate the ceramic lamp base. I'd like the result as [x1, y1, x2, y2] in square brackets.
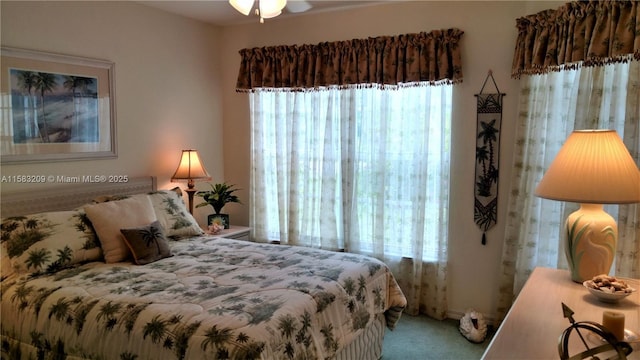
[565, 203, 617, 283]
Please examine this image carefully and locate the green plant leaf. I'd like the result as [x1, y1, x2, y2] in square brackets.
[195, 182, 242, 214]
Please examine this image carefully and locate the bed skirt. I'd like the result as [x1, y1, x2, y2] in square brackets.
[1, 313, 388, 360]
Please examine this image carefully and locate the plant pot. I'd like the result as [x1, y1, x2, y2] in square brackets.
[208, 213, 230, 229]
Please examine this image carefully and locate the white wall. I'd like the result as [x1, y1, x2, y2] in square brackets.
[0, 1, 223, 226]
[2, 0, 565, 320]
[219, 0, 564, 319]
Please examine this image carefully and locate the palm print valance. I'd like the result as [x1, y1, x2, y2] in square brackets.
[512, 0, 640, 79]
[236, 28, 464, 91]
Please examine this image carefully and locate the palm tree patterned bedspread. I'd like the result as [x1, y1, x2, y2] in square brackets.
[1, 236, 407, 359]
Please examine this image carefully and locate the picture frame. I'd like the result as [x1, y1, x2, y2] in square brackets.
[1, 47, 117, 164]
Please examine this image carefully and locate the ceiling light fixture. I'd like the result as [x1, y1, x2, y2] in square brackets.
[229, 0, 287, 23]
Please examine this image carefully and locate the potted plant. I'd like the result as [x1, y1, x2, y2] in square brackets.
[195, 182, 241, 229]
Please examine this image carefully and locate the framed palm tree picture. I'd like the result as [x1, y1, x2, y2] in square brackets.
[1, 47, 116, 163]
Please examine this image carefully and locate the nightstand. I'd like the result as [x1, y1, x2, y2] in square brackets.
[218, 225, 251, 240]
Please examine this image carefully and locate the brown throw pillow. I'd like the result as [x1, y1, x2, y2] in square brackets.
[120, 221, 171, 265]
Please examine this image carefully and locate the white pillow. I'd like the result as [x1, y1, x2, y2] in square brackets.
[84, 196, 157, 263]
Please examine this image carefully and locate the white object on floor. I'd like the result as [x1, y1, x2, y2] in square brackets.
[459, 308, 488, 343]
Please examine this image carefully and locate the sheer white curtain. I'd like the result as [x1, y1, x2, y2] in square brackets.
[495, 60, 640, 320]
[249, 84, 452, 319]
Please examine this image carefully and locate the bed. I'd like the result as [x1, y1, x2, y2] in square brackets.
[0, 177, 407, 360]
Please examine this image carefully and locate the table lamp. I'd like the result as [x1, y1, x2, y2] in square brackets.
[535, 130, 640, 283]
[171, 149, 212, 214]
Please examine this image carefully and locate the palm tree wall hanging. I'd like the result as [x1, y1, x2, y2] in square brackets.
[474, 71, 505, 245]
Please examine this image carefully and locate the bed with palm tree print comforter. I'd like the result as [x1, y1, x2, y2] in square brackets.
[1, 235, 407, 359]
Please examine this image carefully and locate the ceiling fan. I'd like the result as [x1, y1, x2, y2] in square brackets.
[229, 0, 313, 22]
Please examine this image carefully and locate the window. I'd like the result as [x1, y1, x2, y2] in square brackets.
[250, 84, 451, 261]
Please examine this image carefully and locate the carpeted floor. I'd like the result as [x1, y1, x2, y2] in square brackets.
[382, 314, 495, 360]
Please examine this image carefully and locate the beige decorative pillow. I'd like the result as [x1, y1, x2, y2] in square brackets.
[120, 220, 171, 265]
[1, 210, 101, 276]
[84, 196, 157, 263]
[91, 188, 203, 239]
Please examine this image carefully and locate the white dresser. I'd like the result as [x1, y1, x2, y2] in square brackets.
[482, 267, 639, 359]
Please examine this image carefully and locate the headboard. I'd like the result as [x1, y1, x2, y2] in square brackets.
[1, 176, 157, 218]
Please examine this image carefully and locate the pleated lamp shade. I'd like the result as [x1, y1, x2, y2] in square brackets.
[535, 130, 640, 204]
[171, 149, 211, 189]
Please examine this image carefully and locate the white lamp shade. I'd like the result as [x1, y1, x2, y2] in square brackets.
[535, 130, 640, 204]
[229, 0, 255, 16]
[259, 0, 286, 18]
[171, 149, 212, 183]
